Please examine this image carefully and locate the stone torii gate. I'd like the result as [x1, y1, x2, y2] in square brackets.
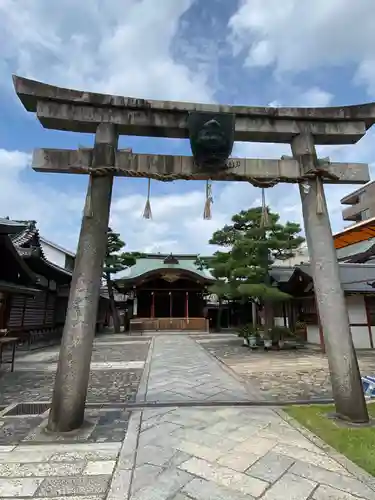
[13, 75, 374, 431]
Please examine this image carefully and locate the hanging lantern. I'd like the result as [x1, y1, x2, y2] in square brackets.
[143, 178, 152, 219]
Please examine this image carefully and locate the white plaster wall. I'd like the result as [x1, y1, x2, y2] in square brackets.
[41, 241, 66, 268]
[307, 325, 320, 345]
[350, 326, 371, 349]
[274, 317, 289, 327]
[346, 295, 367, 323]
[273, 244, 309, 267]
[303, 295, 373, 349]
[346, 295, 372, 348]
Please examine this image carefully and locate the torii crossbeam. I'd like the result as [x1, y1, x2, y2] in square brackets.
[32, 148, 369, 184]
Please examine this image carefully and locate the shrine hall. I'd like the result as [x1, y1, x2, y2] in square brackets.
[114, 253, 215, 332]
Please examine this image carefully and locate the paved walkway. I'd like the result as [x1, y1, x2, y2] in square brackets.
[110, 335, 375, 500]
[0, 334, 374, 499]
[0, 335, 149, 498]
[140, 335, 253, 402]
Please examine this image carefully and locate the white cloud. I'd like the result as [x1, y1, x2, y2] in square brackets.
[0, 0, 212, 102]
[1, 0, 374, 259]
[297, 88, 333, 108]
[0, 0, 218, 253]
[0, 149, 84, 247]
[229, 0, 375, 96]
[265, 87, 333, 111]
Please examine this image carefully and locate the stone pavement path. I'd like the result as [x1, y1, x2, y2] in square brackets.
[107, 335, 375, 500]
[1, 333, 375, 499]
[141, 335, 255, 402]
[0, 335, 150, 499]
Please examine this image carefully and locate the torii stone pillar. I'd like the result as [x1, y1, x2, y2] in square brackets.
[47, 123, 118, 432]
[291, 133, 369, 423]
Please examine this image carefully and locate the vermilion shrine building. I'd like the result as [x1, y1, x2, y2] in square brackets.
[115, 253, 214, 332]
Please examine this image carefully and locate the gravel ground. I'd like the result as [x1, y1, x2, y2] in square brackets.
[201, 338, 375, 401]
[0, 336, 150, 404]
[0, 335, 150, 446]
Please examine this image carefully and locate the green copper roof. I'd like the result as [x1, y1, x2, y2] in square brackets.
[116, 254, 214, 282]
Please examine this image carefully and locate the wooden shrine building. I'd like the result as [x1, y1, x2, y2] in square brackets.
[0, 219, 41, 331]
[0, 219, 72, 341]
[0, 218, 113, 343]
[115, 253, 215, 332]
[271, 262, 375, 351]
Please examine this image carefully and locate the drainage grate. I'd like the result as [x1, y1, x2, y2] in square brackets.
[0, 398, 336, 417]
[85, 403, 129, 409]
[3, 402, 50, 416]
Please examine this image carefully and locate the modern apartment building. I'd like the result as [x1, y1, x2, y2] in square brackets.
[341, 180, 375, 222]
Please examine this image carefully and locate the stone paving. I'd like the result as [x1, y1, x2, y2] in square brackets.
[200, 336, 375, 401]
[0, 409, 131, 446]
[0, 333, 374, 499]
[115, 407, 375, 500]
[143, 335, 257, 402]
[0, 441, 121, 499]
[108, 335, 375, 500]
[0, 335, 151, 499]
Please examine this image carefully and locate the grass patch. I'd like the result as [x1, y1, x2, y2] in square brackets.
[285, 403, 375, 477]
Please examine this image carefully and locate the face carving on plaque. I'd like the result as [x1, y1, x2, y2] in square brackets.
[195, 119, 228, 166]
[188, 111, 235, 170]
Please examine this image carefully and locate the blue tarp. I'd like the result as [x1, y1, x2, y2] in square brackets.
[362, 376, 375, 398]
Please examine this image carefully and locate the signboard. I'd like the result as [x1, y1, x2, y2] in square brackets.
[17, 248, 33, 258]
[35, 274, 48, 288]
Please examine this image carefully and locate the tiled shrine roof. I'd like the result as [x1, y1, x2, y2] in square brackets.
[8, 220, 72, 283]
[273, 263, 375, 294]
[116, 253, 215, 284]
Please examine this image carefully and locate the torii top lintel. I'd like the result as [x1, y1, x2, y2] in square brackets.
[12, 75, 375, 145]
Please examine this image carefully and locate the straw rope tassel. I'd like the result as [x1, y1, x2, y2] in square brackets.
[315, 177, 325, 214]
[260, 187, 270, 228]
[143, 178, 152, 219]
[203, 180, 213, 220]
[83, 175, 94, 218]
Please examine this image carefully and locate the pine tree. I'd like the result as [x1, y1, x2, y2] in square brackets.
[206, 207, 305, 333]
[104, 228, 139, 333]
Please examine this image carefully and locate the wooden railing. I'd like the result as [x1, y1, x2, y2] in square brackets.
[130, 317, 209, 333]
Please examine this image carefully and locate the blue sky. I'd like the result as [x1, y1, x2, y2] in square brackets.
[1, 0, 375, 255]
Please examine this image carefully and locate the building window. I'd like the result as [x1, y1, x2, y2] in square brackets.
[365, 296, 375, 325]
[361, 209, 371, 221]
[65, 255, 75, 271]
[297, 298, 318, 325]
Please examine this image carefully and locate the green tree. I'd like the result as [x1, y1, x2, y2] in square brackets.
[206, 207, 305, 333]
[195, 252, 233, 331]
[104, 228, 139, 333]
